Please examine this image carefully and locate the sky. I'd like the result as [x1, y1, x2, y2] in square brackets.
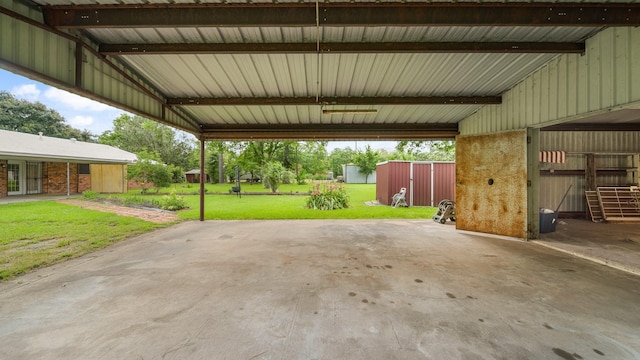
[0, 69, 396, 152]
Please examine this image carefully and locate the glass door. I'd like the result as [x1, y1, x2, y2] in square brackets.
[7, 162, 23, 195]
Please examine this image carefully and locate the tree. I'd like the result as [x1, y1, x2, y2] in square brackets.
[262, 161, 293, 193]
[127, 151, 174, 194]
[99, 114, 197, 170]
[328, 147, 356, 176]
[0, 91, 95, 141]
[353, 145, 381, 184]
[395, 140, 456, 161]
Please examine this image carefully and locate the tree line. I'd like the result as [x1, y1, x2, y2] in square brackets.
[1, 90, 454, 190]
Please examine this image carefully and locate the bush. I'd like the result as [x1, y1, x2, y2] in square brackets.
[82, 190, 99, 200]
[305, 182, 349, 210]
[153, 190, 186, 211]
[262, 161, 293, 193]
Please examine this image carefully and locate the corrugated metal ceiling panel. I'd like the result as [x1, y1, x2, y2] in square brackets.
[118, 53, 556, 98]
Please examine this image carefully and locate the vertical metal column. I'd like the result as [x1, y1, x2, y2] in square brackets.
[526, 128, 540, 240]
[199, 137, 205, 222]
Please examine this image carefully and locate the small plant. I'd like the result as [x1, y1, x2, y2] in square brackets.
[154, 190, 187, 211]
[305, 181, 349, 210]
[123, 196, 146, 206]
[82, 190, 99, 200]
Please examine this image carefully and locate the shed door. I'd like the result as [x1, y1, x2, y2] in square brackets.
[90, 164, 126, 193]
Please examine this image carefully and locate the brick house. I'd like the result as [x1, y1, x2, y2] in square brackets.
[0, 130, 137, 198]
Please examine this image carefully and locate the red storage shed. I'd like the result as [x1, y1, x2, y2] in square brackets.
[376, 161, 456, 207]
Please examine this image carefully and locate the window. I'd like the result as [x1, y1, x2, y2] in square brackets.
[78, 164, 90, 174]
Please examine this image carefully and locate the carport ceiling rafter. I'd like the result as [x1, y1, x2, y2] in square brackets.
[166, 96, 502, 106]
[42, 3, 640, 28]
[199, 123, 459, 140]
[100, 42, 586, 55]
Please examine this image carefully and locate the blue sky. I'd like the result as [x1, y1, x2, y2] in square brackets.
[0, 68, 395, 151]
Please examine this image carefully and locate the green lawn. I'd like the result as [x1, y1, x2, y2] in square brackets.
[0, 202, 165, 280]
[1, 183, 436, 280]
[132, 183, 437, 220]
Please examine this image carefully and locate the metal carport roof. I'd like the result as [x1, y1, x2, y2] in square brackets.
[2, 0, 640, 139]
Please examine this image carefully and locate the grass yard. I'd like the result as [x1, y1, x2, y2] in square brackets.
[183, 184, 436, 220]
[0, 201, 165, 280]
[1, 183, 437, 280]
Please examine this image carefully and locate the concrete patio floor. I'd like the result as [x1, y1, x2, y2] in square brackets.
[534, 219, 640, 276]
[1, 220, 639, 359]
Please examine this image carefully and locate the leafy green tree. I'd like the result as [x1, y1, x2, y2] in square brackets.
[127, 151, 174, 194]
[353, 145, 381, 184]
[262, 161, 293, 193]
[395, 140, 455, 161]
[0, 91, 94, 141]
[99, 114, 197, 170]
[328, 147, 356, 176]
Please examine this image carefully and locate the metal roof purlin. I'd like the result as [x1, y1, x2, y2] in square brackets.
[42, 3, 640, 29]
[99, 42, 586, 55]
[166, 96, 502, 106]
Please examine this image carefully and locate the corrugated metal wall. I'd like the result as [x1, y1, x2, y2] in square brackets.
[375, 162, 390, 205]
[0, 2, 198, 134]
[540, 131, 640, 213]
[433, 163, 456, 205]
[411, 163, 432, 206]
[459, 27, 640, 135]
[376, 162, 411, 205]
[376, 161, 455, 206]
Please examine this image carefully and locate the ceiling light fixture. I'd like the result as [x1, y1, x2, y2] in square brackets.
[322, 109, 378, 115]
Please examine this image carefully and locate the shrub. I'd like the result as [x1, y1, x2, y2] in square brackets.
[153, 190, 186, 211]
[262, 161, 293, 193]
[305, 181, 349, 210]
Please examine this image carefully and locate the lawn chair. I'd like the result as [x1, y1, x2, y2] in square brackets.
[391, 187, 408, 208]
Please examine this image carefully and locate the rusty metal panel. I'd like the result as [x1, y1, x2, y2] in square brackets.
[456, 130, 528, 239]
[433, 163, 456, 205]
[411, 163, 432, 206]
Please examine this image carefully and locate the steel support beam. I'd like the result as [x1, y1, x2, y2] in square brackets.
[168, 96, 501, 106]
[43, 3, 640, 29]
[200, 123, 459, 140]
[542, 123, 640, 131]
[100, 42, 585, 55]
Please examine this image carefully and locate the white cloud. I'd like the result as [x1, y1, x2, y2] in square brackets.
[11, 84, 41, 102]
[44, 87, 112, 112]
[68, 115, 94, 127]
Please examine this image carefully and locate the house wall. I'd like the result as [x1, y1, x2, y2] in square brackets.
[43, 162, 79, 194]
[0, 160, 7, 198]
[78, 174, 91, 193]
